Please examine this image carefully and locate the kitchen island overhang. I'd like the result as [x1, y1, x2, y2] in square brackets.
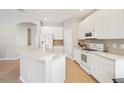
[17, 48, 66, 83]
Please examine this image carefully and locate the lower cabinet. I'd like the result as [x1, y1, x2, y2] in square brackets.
[73, 48, 81, 64]
[73, 48, 124, 83]
[99, 61, 114, 83]
[90, 55, 100, 81]
[90, 54, 115, 83]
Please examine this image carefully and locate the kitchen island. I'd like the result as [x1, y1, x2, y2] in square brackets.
[17, 48, 65, 83]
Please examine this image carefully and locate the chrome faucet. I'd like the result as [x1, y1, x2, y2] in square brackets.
[41, 41, 47, 51]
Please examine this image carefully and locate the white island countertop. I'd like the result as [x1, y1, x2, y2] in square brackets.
[17, 48, 65, 61]
[18, 48, 66, 83]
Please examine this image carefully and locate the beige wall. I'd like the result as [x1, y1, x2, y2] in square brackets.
[78, 39, 124, 55]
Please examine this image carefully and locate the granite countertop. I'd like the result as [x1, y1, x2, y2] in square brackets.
[16, 48, 65, 61]
[75, 47, 124, 60]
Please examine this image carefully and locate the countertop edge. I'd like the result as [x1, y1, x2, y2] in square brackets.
[74, 47, 124, 61]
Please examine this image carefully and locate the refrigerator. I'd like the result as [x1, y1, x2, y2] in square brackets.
[40, 34, 53, 50]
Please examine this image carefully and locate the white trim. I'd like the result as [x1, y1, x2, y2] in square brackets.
[66, 57, 73, 60]
[0, 56, 20, 61]
[70, 58, 75, 61]
[19, 76, 26, 83]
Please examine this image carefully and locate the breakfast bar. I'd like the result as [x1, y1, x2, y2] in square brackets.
[17, 48, 66, 83]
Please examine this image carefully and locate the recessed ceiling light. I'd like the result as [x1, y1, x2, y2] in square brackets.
[44, 17, 48, 21]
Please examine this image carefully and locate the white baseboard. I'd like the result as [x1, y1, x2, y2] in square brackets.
[0, 56, 19, 61]
[19, 76, 26, 83]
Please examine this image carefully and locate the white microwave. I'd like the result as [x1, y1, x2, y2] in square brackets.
[85, 31, 96, 39]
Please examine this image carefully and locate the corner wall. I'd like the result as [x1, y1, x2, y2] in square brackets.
[0, 10, 41, 60]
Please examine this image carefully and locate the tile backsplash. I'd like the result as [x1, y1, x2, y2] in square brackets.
[78, 39, 124, 55]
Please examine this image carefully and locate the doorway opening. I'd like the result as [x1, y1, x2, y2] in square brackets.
[16, 22, 37, 48]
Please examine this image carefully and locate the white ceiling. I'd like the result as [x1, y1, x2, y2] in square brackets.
[21, 9, 96, 26]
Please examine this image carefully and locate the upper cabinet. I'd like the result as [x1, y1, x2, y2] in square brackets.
[78, 16, 91, 39]
[78, 9, 124, 39]
[96, 10, 110, 39]
[41, 26, 63, 40]
[108, 10, 124, 39]
[78, 20, 85, 39]
[97, 9, 124, 39]
[78, 11, 97, 39]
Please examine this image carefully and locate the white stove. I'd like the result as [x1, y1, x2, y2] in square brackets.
[80, 43, 104, 74]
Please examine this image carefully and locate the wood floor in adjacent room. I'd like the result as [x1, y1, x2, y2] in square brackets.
[0, 60, 21, 83]
[0, 58, 96, 83]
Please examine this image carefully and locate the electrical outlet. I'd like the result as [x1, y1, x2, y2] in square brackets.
[112, 43, 116, 48]
[120, 44, 124, 49]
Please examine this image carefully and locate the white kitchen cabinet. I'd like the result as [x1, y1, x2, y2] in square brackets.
[89, 12, 97, 31]
[41, 26, 63, 40]
[90, 54, 115, 82]
[79, 9, 124, 39]
[109, 10, 124, 39]
[90, 55, 100, 80]
[96, 10, 110, 39]
[19, 48, 65, 83]
[78, 16, 91, 40]
[78, 15, 90, 40]
[73, 48, 81, 64]
[78, 12, 98, 39]
[97, 9, 124, 39]
[78, 21, 85, 39]
[82, 16, 91, 32]
[99, 58, 115, 83]
[115, 60, 124, 78]
[94, 9, 124, 39]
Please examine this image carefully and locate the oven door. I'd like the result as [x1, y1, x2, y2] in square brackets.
[80, 52, 90, 68]
[81, 54, 87, 64]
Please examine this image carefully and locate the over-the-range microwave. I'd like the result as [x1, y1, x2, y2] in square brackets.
[85, 31, 96, 39]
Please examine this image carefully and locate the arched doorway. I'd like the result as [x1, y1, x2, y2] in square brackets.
[16, 22, 37, 48]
